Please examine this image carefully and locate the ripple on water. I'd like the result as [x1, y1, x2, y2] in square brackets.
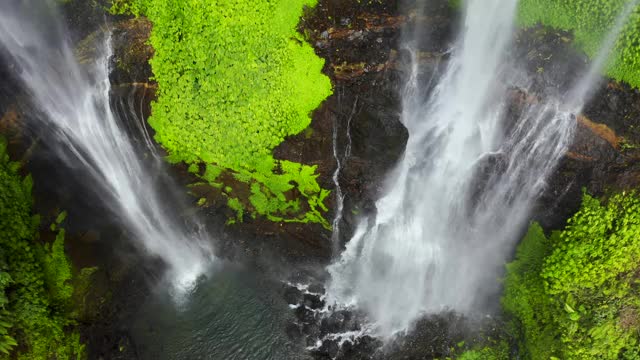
[131, 266, 311, 360]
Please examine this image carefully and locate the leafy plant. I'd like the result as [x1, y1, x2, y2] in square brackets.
[457, 345, 508, 360]
[0, 137, 84, 359]
[111, 0, 333, 226]
[503, 191, 640, 359]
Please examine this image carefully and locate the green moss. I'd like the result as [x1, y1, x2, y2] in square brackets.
[111, 0, 333, 226]
[518, 0, 640, 87]
[503, 191, 640, 359]
[0, 137, 84, 359]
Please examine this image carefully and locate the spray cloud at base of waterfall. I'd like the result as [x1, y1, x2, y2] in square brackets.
[325, 0, 639, 339]
[0, 0, 215, 293]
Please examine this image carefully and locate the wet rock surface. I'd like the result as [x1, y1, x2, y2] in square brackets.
[282, 276, 505, 360]
[509, 26, 640, 230]
[283, 0, 456, 251]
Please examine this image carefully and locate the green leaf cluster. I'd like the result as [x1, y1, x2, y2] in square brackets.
[111, 0, 333, 226]
[518, 0, 640, 87]
[457, 344, 509, 360]
[0, 137, 84, 359]
[503, 191, 640, 359]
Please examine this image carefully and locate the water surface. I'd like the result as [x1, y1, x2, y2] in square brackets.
[131, 266, 309, 360]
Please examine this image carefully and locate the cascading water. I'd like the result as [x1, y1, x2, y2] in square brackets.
[331, 96, 357, 253]
[0, 0, 214, 290]
[326, 0, 639, 338]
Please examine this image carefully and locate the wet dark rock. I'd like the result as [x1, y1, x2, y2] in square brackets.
[308, 282, 326, 295]
[513, 27, 588, 95]
[284, 286, 304, 305]
[320, 310, 350, 335]
[304, 293, 326, 310]
[321, 339, 341, 358]
[110, 18, 154, 85]
[60, 0, 113, 42]
[296, 306, 318, 324]
[503, 25, 640, 231]
[303, 323, 322, 344]
[286, 322, 304, 342]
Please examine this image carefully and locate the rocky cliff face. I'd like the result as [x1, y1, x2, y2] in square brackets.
[513, 26, 640, 231]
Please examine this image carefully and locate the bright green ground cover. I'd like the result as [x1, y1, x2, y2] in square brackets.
[503, 192, 640, 359]
[457, 344, 509, 360]
[111, 0, 333, 227]
[0, 138, 84, 359]
[518, 0, 640, 87]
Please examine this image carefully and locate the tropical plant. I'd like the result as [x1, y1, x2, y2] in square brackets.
[111, 0, 333, 227]
[503, 191, 640, 359]
[0, 137, 84, 359]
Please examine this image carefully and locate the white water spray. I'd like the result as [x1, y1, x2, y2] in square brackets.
[0, 0, 214, 290]
[327, 0, 638, 338]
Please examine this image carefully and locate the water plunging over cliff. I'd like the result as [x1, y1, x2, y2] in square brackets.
[0, 0, 214, 290]
[326, 0, 638, 338]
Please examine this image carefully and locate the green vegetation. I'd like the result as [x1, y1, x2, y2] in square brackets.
[503, 192, 640, 359]
[0, 138, 84, 359]
[457, 346, 508, 360]
[111, 0, 333, 227]
[455, 340, 510, 360]
[518, 0, 640, 87]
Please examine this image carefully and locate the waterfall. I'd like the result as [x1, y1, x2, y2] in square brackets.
[331, 96, 357, 253]
[0, 0, 214, 290]
[326, 0, 638, 338]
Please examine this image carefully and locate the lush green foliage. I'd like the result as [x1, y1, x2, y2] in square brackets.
[518, 0, 640, 87]
[456, 341, 509, 360]
[503, 192, 640, 359]
[0, 138, 84, 359]
[112, 0, 333, 227]
[502, 223, 561, 359]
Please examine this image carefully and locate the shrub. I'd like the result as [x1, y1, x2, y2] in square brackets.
[502, 222, 561, 359]
[503, 192, 640, 359]
[0, 137, 84, 359]
[456, 341, 509, 360]
[111, 0, 333, 227]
